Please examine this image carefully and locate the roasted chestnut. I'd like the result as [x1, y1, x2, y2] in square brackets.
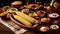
[38, 26, 49, 32]
[40, 18, 50, 23]
[50, 25, 59, 30]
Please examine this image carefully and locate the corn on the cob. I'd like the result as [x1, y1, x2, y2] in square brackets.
[0, 12, 8, 16]
[15, 11, 37, 23]
[13, 15, 32, 27]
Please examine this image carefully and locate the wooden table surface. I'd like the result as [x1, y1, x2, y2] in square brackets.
[0, 23, 60, 34]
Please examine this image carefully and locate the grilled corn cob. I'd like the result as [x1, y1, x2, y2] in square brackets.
[15, 11, 37, 23]
[13, 15, 32, 27]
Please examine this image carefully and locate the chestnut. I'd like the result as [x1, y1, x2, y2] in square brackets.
[40, 18, 50, 23]
[38, 26, 49, 32]
[50, 25, 59, 30]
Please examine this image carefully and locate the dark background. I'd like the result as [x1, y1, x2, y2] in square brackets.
[0, 0, 60, 8]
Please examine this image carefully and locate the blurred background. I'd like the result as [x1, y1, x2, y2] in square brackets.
[1, 0, 60, 7]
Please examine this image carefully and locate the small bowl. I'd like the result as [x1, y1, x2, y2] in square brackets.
[50, 25, 59, 30]
[40, 18, 50, 23]
[48, 13, 59, 18]
[36, 11, 46, 17]
[38, 26, 49, 32]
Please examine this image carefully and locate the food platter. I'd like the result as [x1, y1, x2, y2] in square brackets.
[0, 0, 60, 34]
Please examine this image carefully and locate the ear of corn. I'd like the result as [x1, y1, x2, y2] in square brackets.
[13, 15, 32, 27]
[15, 11, 37, 23]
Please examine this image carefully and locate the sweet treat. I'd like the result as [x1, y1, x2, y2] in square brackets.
[38, 26, 49, 32]
[50, 25, 59, 30]
[48, 13, 59, 18]
[41, 18, 50, 23]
